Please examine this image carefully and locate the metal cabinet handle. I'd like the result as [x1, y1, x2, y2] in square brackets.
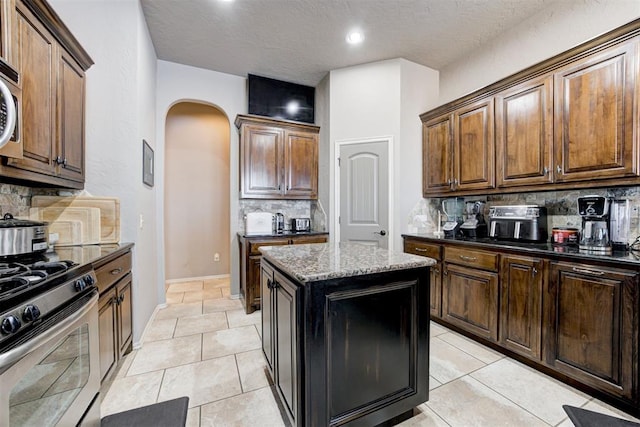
[556, 165, 562, 174]
[117, 294, 125, 304]
[543, 167, 549, 176]
[62, 158, 68, 167]
[55, 156, 63, 165]
[453, 178, 458, 187]
[572, 266, 605, 276]
[532, 267, 538, 276]
[433, 268, 440, 274]
[110, 267, 123, 275]
[414, 247, 428, 253]
[459, 255, 477, 262]
[447, 179, 452, 185]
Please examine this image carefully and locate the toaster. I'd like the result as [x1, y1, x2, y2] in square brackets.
[291, 218, 311, 232]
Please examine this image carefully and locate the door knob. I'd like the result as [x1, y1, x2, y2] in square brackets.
[374, 230, 387, 236]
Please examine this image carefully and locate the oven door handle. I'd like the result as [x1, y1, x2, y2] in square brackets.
[0, 291, 98, 373]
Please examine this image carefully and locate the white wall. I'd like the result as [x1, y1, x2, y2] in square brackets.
[49, 0, 159, 347]
[315, 74, 330, 216]
[329, 59, 438, 250]
[156, 60, 246, 296]
[439, 0, 640, 103]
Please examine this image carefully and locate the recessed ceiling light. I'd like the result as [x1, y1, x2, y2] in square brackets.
[346, 30, 364, 45]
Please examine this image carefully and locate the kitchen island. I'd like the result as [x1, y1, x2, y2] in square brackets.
[260, 242, 435, 426]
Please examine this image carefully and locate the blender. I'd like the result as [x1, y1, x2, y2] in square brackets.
[460, 201, 487, 238]
[441, 197, 464, 238]
[610, 199, 630, 252]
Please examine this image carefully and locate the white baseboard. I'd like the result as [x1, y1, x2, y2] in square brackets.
[165, 273, 230, 284]
[133, 302, 167, 349]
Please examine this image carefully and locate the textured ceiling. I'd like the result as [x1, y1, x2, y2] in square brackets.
[140, 0, 557, 86]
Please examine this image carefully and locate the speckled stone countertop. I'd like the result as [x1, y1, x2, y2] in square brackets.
[260, 242, 435, 283]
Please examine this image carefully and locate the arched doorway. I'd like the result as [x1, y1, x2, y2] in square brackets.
[164, 102, 230, 280]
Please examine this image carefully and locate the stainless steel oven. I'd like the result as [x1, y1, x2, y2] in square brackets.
[0, 261, 100, 426]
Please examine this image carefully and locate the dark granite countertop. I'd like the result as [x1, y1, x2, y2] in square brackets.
[261, 242, 435, 283]
[39, 242, 134, 267]
[403, 233, 640, 267]
[238, 231, 329, 239]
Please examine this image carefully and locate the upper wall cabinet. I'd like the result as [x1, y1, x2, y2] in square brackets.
[0, 0, 92, 189]
[421, 20, 640, 196]
[553, 41, 638, 182]
[236, 114, 319, 200]
[495, 75, 553, 188]
[423, 98, 495, 195]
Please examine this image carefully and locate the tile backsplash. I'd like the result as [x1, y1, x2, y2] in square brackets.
[0, 184, 68, 217]
[238, 199, 327, 234]
[408, 186, 640, 245]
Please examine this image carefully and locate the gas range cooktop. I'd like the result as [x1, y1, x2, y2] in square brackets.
[0, 254, 96, 348]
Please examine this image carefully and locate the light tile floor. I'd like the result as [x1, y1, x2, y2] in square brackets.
[100, 278, 640, 426]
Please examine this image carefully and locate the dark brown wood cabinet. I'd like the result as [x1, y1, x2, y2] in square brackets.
[499, 255, 544, 359]
[453, 98, 495, 192]
[236, 114, 319, 200]
[495, 75, 553, 188]
[553, 40, 638, 182]
[421, 21, 640, 196]
[442, 247, 499, 341]
[403, 234, 640, 413]
[238, 233, 328, 314]
[404, 237, 442, 317]
[95, 249, 133, 383]
[544, 261, 638, 401]
[0, 0, 92, 189]
[422, 98, 494, 195]
[422, 114, 452, 195]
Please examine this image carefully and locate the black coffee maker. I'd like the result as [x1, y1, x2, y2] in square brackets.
[577, 195, 611, 253]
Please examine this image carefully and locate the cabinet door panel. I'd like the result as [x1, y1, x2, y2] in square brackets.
[544, 262, 637, 399]
[430, 263, 442, 318]
[98, 289, 117, 382]
[453, 99, 495, 191]
[274, 272, 298, 425]
[261, 263, 274, 374]
[241, 124, 283, 197]
[442, 263, 498, 341]
[284, 130, 317, 198]
[56, 50, 85, 181]
[117, 276, 132, 358]
[422, 115, 452, 195]
[554, 41, 637, 181]
[10, 4, 55, 175]
[496, 76, 553, 187]
[500, 256, 543, 359]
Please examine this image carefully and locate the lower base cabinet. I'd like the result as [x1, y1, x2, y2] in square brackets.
[544, 261, 638, 401]
[499, 255, 544, 359]
[239, 233, 328, 314]
[261, 258, 430, 426]
[404, 235, 640, 414]
[95, 249, 133, 383]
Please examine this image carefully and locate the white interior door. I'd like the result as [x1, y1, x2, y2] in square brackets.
[339, 139, 389, 248]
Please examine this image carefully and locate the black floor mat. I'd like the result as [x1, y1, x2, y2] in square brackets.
[563, 405, 640, 427]
[101, 397, 189, 427]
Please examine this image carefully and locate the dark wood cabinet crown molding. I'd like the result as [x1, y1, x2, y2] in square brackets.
[21, 0, 93, 70]
[235, 114, 319, 133]
[420, 18, 640, 121]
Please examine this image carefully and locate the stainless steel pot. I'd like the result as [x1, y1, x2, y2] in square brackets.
[0, 213, 48, 256]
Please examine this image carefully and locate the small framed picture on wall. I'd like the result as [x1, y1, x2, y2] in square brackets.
[143, 139, 154, 187]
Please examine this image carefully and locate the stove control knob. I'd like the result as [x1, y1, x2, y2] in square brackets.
[84, 275, 95, 286]
[75, 279, 87, 292]
[1, 315, 21, 335]
[23, 305, 41, 322]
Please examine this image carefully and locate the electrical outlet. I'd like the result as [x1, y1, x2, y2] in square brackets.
[214, 253, 220, 262]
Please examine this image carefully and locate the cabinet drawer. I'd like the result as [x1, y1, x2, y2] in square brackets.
[96, 252, 132, 294]
[290, 235, 328, 245]
[444, 246, 498, 271]
[249, 239, 290, 255]
[404, 239, 441, 260]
